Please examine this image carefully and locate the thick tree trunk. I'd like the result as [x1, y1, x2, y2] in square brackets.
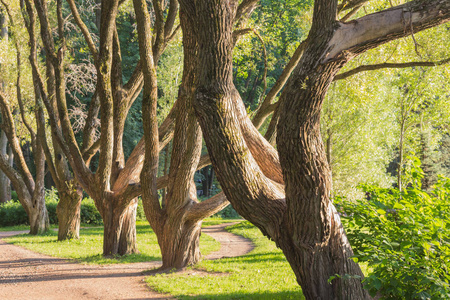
[159, 218, 202, 270]
[56, 182, 83, 240]
[101, 198, 139, 256]
[275, 4, 370, 298]
[29, 196, 49, 235]
[186, 1, 371, 299]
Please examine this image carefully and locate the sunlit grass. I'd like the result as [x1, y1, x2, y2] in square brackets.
[4, 220, 221, 264]
[146, 221, 305, 299]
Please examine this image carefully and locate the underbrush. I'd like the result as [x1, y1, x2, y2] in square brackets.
[336, 159, 450, 299]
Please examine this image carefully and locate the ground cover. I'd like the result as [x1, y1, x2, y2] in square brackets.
[146, 221, 305, 299]
[3, 220, 224, 264]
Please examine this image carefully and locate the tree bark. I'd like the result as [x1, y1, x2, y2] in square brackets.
[56, 182, 83, 240]
[0, 131, 12, 203]
[159, 216, 202, 269]
[118, 198, 138, 255]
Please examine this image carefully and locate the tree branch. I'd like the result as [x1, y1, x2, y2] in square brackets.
[326, 0, 450, 62]
[187, 192, 229, 221]
[252, 40, 306, 129]
[66, 0, 99, 63]
[235, 0, 259, 22]
[334, 57, 450, 81]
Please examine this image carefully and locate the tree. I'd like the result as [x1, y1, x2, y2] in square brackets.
[179, 0, 450, 299]
[0, 6, 14, 204]
[0, 0, 48, 234]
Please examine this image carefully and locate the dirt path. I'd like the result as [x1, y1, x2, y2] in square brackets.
[0, 222, 252, 300]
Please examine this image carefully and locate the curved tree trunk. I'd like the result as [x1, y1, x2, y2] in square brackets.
[56, 182, 83, 240]
[185, 1, 370, 299]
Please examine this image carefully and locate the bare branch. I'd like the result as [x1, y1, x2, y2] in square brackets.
[235, 0, 259, 22]
[326, 0, 450, 62]
[252, 41, 306, 129]
[66, 0, 99, 63]
[187, 192, 229, 221]
[164, 0, 178, 40]
[334, 57, 450, 81]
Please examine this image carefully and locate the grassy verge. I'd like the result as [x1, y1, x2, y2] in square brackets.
[146, 221, 305, 299]
[3, 220, 221, 264]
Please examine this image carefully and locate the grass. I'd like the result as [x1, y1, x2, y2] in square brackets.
[0, 224, 32, 231]
[3, 220, 221, 264]
[145, 221, 305, 299]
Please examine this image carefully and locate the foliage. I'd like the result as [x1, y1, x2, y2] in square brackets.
[0, 190, 106, 226]
[0, 199, 29, 226]
[336, 159, 450, 299]
[146, 221, 304, 299]
[79, 197, 103, 225]
[233, 0, 312, 110]
[4, 220, 220, 264]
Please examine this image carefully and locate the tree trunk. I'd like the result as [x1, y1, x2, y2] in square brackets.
[29, 196, 49, 235]
[56, 182, 83, 240]
[101, 197, 138, 256]
[159, 218, 202, 270]
[0, 131, 12, 203]
[118, 198, 138, 255]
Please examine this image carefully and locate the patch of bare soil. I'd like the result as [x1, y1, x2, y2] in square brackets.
[0, 222, 253, 300]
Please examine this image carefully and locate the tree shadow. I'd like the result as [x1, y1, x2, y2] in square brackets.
[176, 290, 304, 300]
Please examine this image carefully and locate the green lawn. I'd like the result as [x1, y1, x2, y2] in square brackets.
[146, 221, 305, 299]
[3, 220, 221, 264]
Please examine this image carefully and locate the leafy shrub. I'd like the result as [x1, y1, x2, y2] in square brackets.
[0, 200, 28, 226]
[215, 203, 240, 219]
[10, 190, 18, 201]
[80, 197, 103, 225]
[336, 159, 450, 299]
[0, 190, 104, 226]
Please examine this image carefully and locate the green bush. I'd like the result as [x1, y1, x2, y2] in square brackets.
[215, 203, 240, 219]
[336, 158, 450, 299]
[80, 197, 103, 225]
[0, 190, 104, 227]
[10, 190, 18, 201]
[0, 200, 28, 226]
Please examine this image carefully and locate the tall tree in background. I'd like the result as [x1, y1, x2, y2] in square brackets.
[0, 0, 48, 234]
[0, 7, 14, 203]
[180, 0, 450, 299]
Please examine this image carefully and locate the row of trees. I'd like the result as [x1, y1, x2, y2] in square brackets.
[0, 0, 449, 299]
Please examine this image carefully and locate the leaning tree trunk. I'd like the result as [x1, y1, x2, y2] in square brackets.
[187, 1, 371, 299]
[56, 182, 83, 240]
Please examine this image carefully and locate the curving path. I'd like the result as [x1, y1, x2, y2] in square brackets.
[0, 222, 253, 300]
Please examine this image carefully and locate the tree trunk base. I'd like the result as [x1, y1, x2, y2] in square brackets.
[160, 219, 202, 270]
[56, 184, 83, 240]
[102, 199, 139, 256]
